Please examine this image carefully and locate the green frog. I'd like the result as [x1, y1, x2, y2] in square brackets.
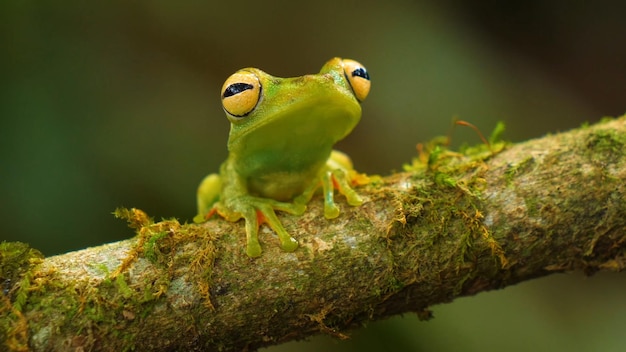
[195, 57, 371, 257]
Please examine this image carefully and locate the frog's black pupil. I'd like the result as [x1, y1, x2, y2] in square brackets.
[351, 68, 370, 81]
[224, 83, 254, 98]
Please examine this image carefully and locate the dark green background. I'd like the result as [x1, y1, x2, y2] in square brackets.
[2, 1, 625, 351]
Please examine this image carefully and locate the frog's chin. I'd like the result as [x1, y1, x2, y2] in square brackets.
[229, 96, 361, 152]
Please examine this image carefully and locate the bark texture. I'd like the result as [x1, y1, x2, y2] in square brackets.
[2, 116, 625, 352]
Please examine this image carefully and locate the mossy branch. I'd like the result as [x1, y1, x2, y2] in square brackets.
[2, 116, 626, 352]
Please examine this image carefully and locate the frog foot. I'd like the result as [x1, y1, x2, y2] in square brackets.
[219, 197, 305, 257]
[294, 168, 363, 219]
[324, 168, 363, 218]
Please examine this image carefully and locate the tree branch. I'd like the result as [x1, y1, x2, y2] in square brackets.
[2, 116, 626, 351]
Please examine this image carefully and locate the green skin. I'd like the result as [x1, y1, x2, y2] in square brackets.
[196, 58, 367, 257]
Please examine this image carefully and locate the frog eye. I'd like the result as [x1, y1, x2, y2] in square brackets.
[221, 71, 262, 118]
[342, 59, 371, 102]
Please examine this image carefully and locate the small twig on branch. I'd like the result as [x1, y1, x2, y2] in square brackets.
[2, 116, 626, 352]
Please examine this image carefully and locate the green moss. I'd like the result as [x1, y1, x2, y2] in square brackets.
[584, 128, 626, 166]
[488, 121, 506, 145]
[143, 231, 169, 263]
[4, 209, 217, 351]
[113, 207, 152, 229]
[433, 171, 457, 187]
[0, 242, 44, 351]
[524, 196, 540, 217]
[115, 274, 133, 299]
[504, 156, 535, 185]
[390, 124, 511, 296]
[0, 242, 44, 294]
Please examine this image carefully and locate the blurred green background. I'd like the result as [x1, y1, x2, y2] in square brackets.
[2, 1, 625, 351]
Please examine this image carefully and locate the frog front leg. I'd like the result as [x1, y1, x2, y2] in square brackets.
[295, 150, 367, 219]
[215, 194, 305, 257]
[195, 170, 305, 257]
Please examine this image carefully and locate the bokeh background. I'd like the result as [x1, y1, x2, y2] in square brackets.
[2, 1, 626, 351]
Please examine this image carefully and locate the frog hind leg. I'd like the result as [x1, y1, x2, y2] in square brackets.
[193, 173, 222, 223]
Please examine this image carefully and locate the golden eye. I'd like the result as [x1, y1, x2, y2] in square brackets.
[342, 59, 370, 102]
[221, 71, 261, 118]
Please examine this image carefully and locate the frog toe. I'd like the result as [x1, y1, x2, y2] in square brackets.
[193, 214, 207, 224]
[257, 203, 299, 252]
[324, 202, 340, 219]
[280, 236, 299, 252]
[343, 189, 363, 206]
[246, 240, 263, 257]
